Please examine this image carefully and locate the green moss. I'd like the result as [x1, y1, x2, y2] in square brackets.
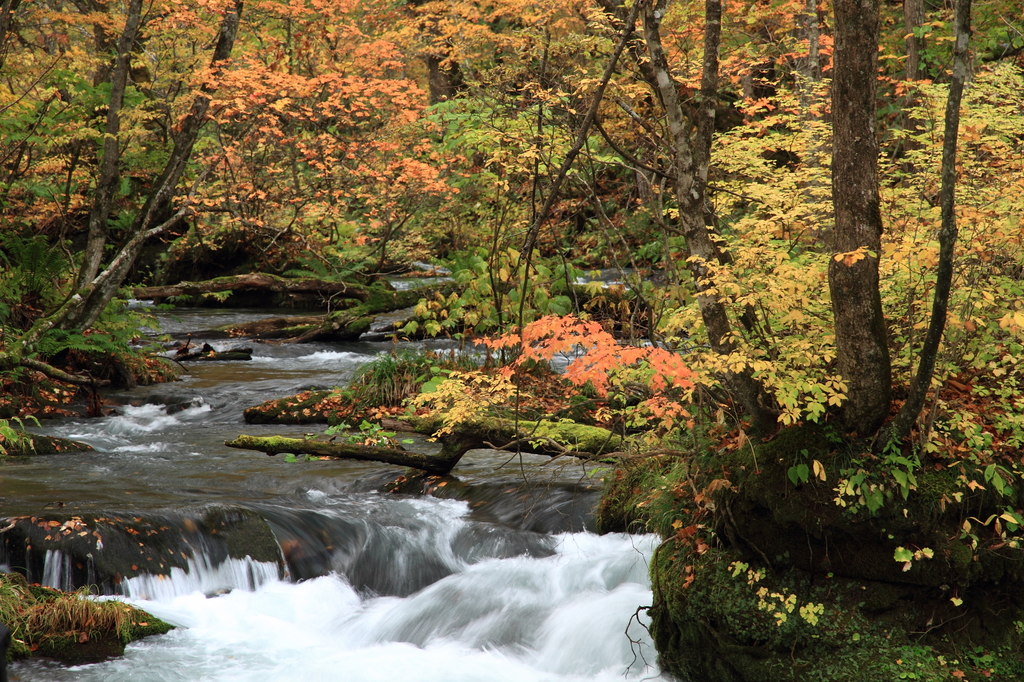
[598, 423, 1024, 681]
[595, 456, 690, 536]
[1, 573, 172, 664]
[649, 546, 1021, 681]
[522, 419, 623, 454]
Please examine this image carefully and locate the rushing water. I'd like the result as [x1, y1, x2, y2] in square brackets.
[3, 308, 665, 681]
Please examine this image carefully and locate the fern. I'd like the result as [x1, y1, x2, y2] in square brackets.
[281, 253, 335, 280]
[35, 329, 124, 358]
[0, 235, 69, 297]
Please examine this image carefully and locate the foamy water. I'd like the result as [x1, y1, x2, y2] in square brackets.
[14, 532, 663, 682]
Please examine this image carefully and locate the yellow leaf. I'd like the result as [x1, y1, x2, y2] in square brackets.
[812, 460, 826, 481]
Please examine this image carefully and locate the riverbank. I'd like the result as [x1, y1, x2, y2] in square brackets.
[597, 424, 1024, 682]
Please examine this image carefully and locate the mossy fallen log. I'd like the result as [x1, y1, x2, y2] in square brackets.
[192, 316, 323, 340]
[288, 283, 456, 343]
[224, 435, 463, 474]
[178, 282, 457, 342]
[175, 345, 253, 362]
[132, 273, 374, 308]
[227, 417, 622, 474]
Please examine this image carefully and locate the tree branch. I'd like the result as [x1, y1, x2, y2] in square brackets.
[19, 357, 110, 387]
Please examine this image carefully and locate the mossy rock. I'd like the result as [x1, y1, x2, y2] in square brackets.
[243, 390, 356, 424]
[595, 455, 688, 536]
[648, 546, 1012, 681]
[1, 573, 173, 664]
[599, 423, 1024, 681]
[2, 507, 283, 593]
[1, 434, 94, 457]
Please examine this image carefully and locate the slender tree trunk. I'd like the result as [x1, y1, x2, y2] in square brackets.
[642, 0, 777, 434]
[879, 0, 971, 448]
[830, 0, 892, 436]
[0, 0, 21, 69]
[801, 0, 821, 81]
[514, 0, 641, 325]
[76, 0, 145, 291]
[63, 0, 244, 331]
[904, 0, 926, 80]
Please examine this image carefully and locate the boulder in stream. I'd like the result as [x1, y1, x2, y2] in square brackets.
[0, 571, 172, 663]
[0, 506, 284, 595]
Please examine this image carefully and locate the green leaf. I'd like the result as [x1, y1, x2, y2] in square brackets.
[893, 546, 914, 562]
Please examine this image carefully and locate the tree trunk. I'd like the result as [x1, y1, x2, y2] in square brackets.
[62, 0, 244, 331]
[641, 0, 777, 435]
[879, 0, 971, 448]
[77, 0, 145, 291]
[801, 0, 821, 81]
[0, 0, 21, 70]
[829, 0, 892, 436]
[426, 54, 462, 105]
[904, 0, 926, 80]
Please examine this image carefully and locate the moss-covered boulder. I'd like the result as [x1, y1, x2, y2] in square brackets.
[1, 572, 172, 664]
[243, 390, 357, 425]
[599, 424, 1024, 682]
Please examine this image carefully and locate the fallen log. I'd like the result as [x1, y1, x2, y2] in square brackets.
[189, 316, 324, 340]
[175, 344, 253, 361]
[224, 435, 462, 475]
[287, 283, 456, 343]
[176, 282, 458, 343]
[133, 273, 374, 308]
[226, 417, 623, 474]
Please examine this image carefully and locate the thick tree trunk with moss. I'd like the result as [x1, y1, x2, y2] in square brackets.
[601, 424, 1024, 682]
[829, 0, 892, 436]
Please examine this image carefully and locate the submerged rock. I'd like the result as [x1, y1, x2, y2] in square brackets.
[0, 434, 94, 457]
[0, 506, 284, 594]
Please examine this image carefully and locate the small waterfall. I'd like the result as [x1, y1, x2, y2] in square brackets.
[41, 549, 72, 591]
[122, 555, 283, 600]
[258, 497, 557, 597]
[1, 507, 284, 595]
[16, 529, 662, 682]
